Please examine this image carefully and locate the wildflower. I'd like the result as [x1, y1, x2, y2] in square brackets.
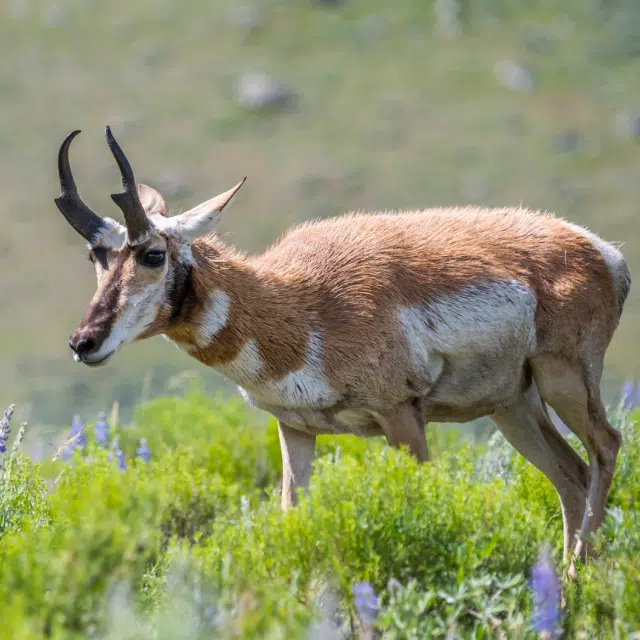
[352, 581, 379, 626]
[61, 415, 87, 460]
[0, 405, 15, 454]
[622, 380, 635, 410]
[94, 412, 110, 446]
[136, 438, 151, 463]
[110, 441, 127, 471]
[11, 422, 27, 455]
[530, 545, 561, 637]
[71, 415, 87, 447]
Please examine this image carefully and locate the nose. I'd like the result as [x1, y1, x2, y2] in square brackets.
[69, 335, 97, 357]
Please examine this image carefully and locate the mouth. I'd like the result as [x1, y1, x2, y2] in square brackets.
[73, 351, 116, 367]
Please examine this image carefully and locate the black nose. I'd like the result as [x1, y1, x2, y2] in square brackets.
[69, 337, 96, 356]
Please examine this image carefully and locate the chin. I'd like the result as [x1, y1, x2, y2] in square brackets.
[75, 352, 116, 367]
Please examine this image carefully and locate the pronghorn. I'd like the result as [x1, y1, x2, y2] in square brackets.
[55, 127, 630, 571]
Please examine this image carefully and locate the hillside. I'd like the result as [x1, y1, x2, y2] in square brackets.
[1, 0, 639, 422]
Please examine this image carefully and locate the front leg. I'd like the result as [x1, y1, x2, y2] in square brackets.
[277, 422, 316, 509]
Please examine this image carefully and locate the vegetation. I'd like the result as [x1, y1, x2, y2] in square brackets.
[1, 389, 639, 638]
[1, 3, 639, 636]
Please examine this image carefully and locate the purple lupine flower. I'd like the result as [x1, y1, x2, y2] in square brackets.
[622, 380, 635, 410]
[0, 405, 15, 454]
[61, 415, 87, 460]
[71, 415, 87, 448]
[352, 581, 379, 625]
[530, 545, 561, 637]
[136, 438, 151, 463]
[94, 412, 110, 446]
[110, 442, 126, 470]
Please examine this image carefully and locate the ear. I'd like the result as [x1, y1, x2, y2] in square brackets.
[138, 184, 167, 216]
[169, 178, 246, 240]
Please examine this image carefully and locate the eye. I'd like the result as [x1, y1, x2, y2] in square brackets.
[143, 250, 166, 267]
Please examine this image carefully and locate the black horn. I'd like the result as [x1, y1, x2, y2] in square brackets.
[105, 125, 153, 245]
[54, 130, 107, 243]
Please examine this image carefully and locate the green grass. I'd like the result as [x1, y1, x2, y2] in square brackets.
[0, 0, 639, 422]
[1, 390, 639, 638]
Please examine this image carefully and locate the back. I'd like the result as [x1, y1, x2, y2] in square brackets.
[257, 207, 617, 321]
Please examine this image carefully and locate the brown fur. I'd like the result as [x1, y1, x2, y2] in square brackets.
[161, 207, 618, 403]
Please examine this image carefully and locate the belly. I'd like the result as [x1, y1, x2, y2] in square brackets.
[239, 388, 385, 436]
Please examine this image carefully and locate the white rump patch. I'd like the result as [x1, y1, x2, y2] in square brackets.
[196, 290, 231, 347]
[565, 222, 629, 307]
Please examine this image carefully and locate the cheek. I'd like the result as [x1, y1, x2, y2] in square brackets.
[126, 261, 169, 295]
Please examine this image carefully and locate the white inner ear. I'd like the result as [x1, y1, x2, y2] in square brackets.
[162, 178, 246, 242]
[138, 184, 167, 216]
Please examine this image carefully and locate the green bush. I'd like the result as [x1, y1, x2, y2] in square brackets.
[0, 395, 638, 638]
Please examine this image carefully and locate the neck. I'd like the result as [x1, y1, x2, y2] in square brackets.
[165, 239, 310, 381]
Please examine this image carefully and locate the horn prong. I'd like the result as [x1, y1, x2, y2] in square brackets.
[105, 125, 153, 245]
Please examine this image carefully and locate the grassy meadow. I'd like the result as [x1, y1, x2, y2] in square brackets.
[1, 389, 640, 638]
[1, 0, 639, 422]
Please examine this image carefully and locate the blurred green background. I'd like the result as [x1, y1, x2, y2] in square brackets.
[1, 0, 639, 425]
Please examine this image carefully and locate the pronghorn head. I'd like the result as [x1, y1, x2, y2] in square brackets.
[55, 127, 245, 366]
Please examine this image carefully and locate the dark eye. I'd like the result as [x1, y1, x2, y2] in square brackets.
[143, 250, 166, 267]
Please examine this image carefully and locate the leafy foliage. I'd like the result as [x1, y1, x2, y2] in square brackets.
[0, 394, 638, 637]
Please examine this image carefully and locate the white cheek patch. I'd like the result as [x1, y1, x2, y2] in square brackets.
[91, 280, 167, 361]
[196, 290, 231, 347]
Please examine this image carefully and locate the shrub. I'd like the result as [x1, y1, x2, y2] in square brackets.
[0, 406, 48, 540]
[0, 396, 638, 638]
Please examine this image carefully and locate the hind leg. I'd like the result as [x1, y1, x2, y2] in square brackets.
[531, 355, 621, 565]
[492, 380, 589, 565]
[537, 401, 590, 492]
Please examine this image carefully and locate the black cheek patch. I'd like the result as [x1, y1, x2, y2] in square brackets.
[167, 261, 193, 321]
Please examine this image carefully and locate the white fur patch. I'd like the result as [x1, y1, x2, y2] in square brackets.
[196, 290, 231, 347]
[89, 218, 126, 250]
[565, 222, 629, 303]
[87, 285, 165, 363]
[216, 339, 263, 387]
[398, 280, 537, 376]
[260, 332, 338, 408]
[150, 214, 197, 263]
[228, 332, 339, 410]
